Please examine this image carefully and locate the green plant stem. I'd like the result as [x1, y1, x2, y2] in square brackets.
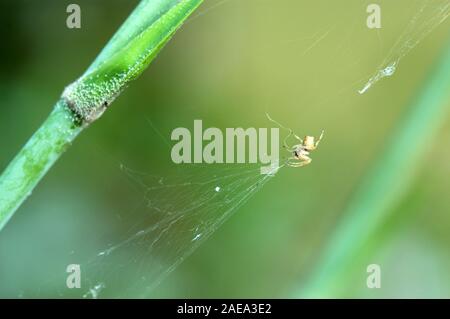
[0, 101, 81, 230]
[0, 0, 203, 231]
[298, 39, 450, 298]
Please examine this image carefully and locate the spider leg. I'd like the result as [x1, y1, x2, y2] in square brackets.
[285, 157, 298, 167]
[265, 114, 304, 149]
[282, 129, 293, 149]
[292, 132, 303, 143]
[315, 130, 325, 148]
[285, 145, 300, 156]
[286, 156, 312, 167]
[283, 129, 303, 150]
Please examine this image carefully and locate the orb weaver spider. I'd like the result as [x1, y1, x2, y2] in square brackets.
[283, 130, 324, 167]
[266, 113, 324, 168]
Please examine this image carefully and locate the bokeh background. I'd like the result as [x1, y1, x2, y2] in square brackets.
[0, 0, 449, 298]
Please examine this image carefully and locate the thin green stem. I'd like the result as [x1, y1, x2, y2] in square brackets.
[298, 39, 450, 298]
[0, 0, 203, 231]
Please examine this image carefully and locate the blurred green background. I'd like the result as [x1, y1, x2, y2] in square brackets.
[0, 0, 449, 298]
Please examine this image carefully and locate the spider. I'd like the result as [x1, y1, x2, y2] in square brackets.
[265, 113, 324, 168]
[284, 130, 324, 167]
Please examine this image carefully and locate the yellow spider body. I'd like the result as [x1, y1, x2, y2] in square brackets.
[286, 131, 324, 167]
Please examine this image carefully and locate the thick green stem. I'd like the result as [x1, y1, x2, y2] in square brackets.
[0, 0, 203, 231]
[298, 40, 450, 298]
[0, 101, 82, 230]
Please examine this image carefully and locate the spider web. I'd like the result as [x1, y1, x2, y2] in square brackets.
[358, 0, 449, 94]
[79, 162, 281, 298]
[75, 0, 449, 298]
[15, 159, 281, 298]
[2, 0, 449, 299]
